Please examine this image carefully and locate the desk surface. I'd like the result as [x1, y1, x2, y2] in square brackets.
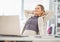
[0, 35, 60, 41]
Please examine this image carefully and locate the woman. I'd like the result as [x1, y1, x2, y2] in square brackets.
[22, 4, 53, 36]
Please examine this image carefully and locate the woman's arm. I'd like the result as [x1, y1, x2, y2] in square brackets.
[24, 10, 33, 14]
[43, 10, 54, 23]
[24, 10, 34, 18]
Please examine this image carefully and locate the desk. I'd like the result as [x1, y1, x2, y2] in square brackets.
[0, 35, 60, 42]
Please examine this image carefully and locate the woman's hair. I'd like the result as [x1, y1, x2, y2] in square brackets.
[37, 4, 45, 16]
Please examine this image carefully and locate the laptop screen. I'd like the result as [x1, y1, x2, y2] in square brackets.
[0, 16, 20, 36]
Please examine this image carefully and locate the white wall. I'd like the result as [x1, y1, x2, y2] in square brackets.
[0, 0, 21, 16]
[24, 0, 49, 10]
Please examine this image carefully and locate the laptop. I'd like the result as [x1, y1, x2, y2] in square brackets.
[0, 15, 21, 36]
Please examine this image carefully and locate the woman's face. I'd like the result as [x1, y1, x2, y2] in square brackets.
[34, 5, 43, 16]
